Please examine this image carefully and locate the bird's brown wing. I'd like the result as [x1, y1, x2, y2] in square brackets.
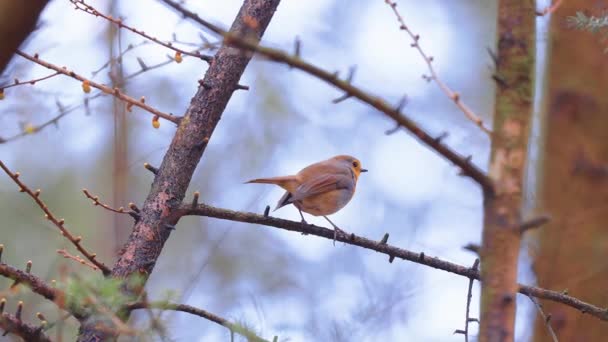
[291, 173, 353, 202]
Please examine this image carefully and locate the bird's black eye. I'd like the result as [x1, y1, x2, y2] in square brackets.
[352, 161, 358, 168]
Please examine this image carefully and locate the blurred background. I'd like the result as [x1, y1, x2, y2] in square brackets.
[0, 0, 572, 341]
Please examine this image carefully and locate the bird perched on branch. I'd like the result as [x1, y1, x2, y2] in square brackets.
[246, 155, 367, 243]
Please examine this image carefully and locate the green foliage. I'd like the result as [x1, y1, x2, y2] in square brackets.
[62, 273, 144, 313]
[567, 11, 608, 33]
[567, 11, 608, 53]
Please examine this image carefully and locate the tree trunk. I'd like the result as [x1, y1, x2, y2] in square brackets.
[479, 1, 535, 341]
[0, 0, 48, 74]
[532, 2, 608, 342]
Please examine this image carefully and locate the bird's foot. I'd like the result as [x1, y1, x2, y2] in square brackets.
[300, 219, 309, 235]
[332, 226, 346, 246]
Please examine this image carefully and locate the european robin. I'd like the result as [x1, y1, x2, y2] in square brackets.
[246, 155, 367, 242]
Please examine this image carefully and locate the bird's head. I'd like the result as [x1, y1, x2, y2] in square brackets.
[332, 155, 368, 179]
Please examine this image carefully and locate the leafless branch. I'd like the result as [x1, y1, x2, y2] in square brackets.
[57, 249, 100, 272]
[536, 0, 562, 16]
[15, 50, 180, 124]
[454, 259, 480, 341]
[0, 71, 60, 90]
[529, 296, 559, 342]
[126, 301, 271, 342]
[70, 0, 213, 63]
[0, 160, 111, 275]
[383, 0, 492, 134]
[520, 215, 551, 233]
[175, 202, 608, 322]
[82, 188, 140, 221]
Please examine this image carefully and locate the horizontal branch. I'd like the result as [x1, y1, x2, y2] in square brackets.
[159, 0, 494, 194]
[177, 203, 608, 322]
[126, 301, 270, 342]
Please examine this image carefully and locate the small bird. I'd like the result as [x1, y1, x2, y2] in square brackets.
[246, 155, 367, 242]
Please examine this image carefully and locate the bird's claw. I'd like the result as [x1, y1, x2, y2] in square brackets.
[300, 219, 309, 235]
[333, 227, 345, 246]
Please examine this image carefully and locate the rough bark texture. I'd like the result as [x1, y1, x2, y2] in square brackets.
[0, 0, 48, 75]
[532, 2, 608, 341]
[76, 0, 281, 340]
[480, 1, 535, 341]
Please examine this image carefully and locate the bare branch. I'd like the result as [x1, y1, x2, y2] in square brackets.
[536, 0, 562, 16]
[70, 0, 213, 63]
[520, 214, 551, 233]
[529, 296, 559, 342]
[176, 202, 608, 322]
[126, 301, 271, 342]
[82, 188, 140, 221]
[0, 161, 111, 275]
[383, 0, 492, 134]
[0, 71, 60, 90]
[15, 50, 180, 124]
[454, 259, 479, 341]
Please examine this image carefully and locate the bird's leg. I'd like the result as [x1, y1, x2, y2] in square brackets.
[323, 216, 345, 246]
[298, 209, 309, 235]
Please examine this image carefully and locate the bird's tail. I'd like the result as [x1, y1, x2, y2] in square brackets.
[245, 176, 297, 189]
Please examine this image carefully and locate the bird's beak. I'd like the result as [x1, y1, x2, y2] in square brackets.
[361, 169, 368, 173]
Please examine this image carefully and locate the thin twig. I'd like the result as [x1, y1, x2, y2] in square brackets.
[126, 301, 271, 342]
[175, 202, 608, 322]
[536, 0, 562, 16]
[82, 188, 140, 221]
[0, 72, 60, 90]
[383, 0, 491, 134]
[454, 259, 480, 341]
[159, 0, 495, 193]
[529, 296, 559, 342]
[70, 0, 212, 63]
[0, 161, 111, 275]
[520, 214, 551, 233]
[15, 50, 180, 124]
[56, 249, 99, 272]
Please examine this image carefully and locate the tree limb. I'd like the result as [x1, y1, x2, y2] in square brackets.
[176, 202, 608, 322]
[126, 301, 271, 342]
